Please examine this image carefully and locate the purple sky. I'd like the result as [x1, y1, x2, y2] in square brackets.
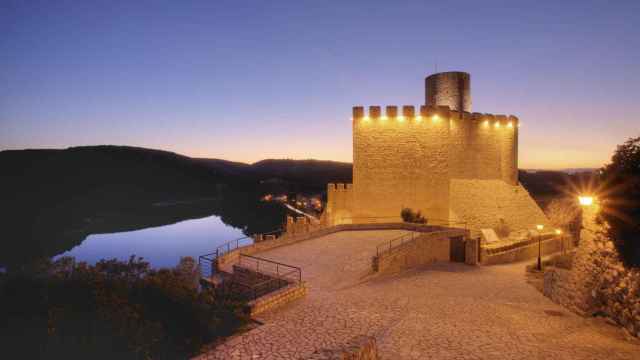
[1, 0, 638, 169]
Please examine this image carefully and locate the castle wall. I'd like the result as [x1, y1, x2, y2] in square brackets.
[326, 183, 354, 224]
[352, 105, 450, 222]
[449, 179, 549, 234]
[448, 112, 518, 184]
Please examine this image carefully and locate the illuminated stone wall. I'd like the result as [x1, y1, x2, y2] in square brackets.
[324, 103, 542, 233]
[352, 105, 450, 223]
[449, 179, 549, 235]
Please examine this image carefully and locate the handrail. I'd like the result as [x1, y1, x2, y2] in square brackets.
[231, 254, 302, 300]
[374, 225, 469, 257]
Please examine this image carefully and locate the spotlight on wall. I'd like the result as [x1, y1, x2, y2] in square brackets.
[397, 115, 405, 122]
[362, 116, 370, 122]
[507, 122, 513, 128]
[415, 115, 422, 122]
[555, 229, 562, 235]
[432, 114, 439, 123]
[483, 120, 489, 127]
[380, 116, 388, 121]
[536, 224, 544, 231]
[494, 122, 501, 128]
[578, 196, 594, 206]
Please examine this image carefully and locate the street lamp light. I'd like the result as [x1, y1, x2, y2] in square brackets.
[578, 196, 594, 206]
[536, 224, 544, 270]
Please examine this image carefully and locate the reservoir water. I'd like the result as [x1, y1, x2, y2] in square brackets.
[56, 215, 247, 268]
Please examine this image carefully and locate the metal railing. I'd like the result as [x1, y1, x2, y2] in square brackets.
[198, 229, 282, 278]
[373, 219, 469, 257]
[483, 233, 558, 255]
[231, 254, 302, 300]
[375, 231, 418, 256]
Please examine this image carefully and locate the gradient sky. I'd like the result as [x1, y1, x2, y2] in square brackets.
[1, 0, 638, 169]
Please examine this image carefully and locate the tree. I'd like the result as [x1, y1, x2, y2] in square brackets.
[600, 136, 640, 267]
[545, 198, 582, 239]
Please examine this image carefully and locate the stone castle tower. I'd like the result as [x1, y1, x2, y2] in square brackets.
[324, 71, 548, 235]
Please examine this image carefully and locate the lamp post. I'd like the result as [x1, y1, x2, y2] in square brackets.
[536, 224, 544, 270]
[555, 228, 563, 254]
[578, 195, 597, 245]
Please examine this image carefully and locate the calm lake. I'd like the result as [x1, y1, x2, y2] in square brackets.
[56, 215, 246, 268]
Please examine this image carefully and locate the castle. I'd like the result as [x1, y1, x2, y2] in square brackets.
[324, 71, 549, 236]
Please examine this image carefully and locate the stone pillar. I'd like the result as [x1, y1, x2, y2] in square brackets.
[465, 237, 479, 265]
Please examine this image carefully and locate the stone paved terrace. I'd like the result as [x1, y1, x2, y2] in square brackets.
[200, 230, 640, 360]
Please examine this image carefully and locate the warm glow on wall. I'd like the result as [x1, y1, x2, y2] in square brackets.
[536, 224, 544, 231]
[494, 122, 501, 128]
[432, 114, 439, 123]
[362, 116, 370, 122]
[380, 116, 387, 121]
[397, 115, 404, 122]
[507, 122, 513, 128]
[483, 120, 489, 127]
[415, 115, 422, 122]
[555, 229, 562, 235]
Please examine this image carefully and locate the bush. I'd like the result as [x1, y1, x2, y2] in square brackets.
[0, 256, 248, 359]
[400, 208, 427, 224]
[599, 137, 640, 267]
[545, 198, 582, 240]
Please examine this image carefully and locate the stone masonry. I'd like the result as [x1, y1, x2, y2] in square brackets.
[324, 72, 548, 239]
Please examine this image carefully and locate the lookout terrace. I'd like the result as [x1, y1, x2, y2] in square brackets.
[196, 73, 640, 359]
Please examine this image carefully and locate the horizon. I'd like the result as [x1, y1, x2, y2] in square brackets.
[2, 0, 639, 169]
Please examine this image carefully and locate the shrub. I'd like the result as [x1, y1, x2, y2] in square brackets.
[400, 208, 427, 224]
[0, 256, 248, 359]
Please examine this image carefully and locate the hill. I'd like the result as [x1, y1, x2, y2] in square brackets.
[0, 145, 591, 268]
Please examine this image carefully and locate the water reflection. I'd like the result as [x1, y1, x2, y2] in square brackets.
[2, 192, 286, 271]
[57, 215, 245, 268]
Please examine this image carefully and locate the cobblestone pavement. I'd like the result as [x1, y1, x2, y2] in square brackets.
[200, 230, 640, 360]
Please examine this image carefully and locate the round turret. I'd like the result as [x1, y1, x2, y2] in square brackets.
[425, 71, 471, 112]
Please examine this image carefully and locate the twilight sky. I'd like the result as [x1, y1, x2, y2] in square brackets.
[1, 0, 638, 169]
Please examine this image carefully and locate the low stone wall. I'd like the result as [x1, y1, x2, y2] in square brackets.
[373, 230, 467, 274]
[305, 335, 378, 360]
[217, 223, 461, 272]
[481, 236, 569, 265]
[543, 233, 640, 337]
[247, 282, 307, 316]
[543, 267, 587, 315]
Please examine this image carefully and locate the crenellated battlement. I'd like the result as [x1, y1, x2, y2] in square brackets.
[352, 105, 519, 128]
[327, 183, 353, 191]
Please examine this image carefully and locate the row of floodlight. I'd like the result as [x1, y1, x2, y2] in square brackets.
[353, 114, 520, 128]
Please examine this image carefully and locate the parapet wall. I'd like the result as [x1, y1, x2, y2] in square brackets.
[326, 183, 354, 225]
